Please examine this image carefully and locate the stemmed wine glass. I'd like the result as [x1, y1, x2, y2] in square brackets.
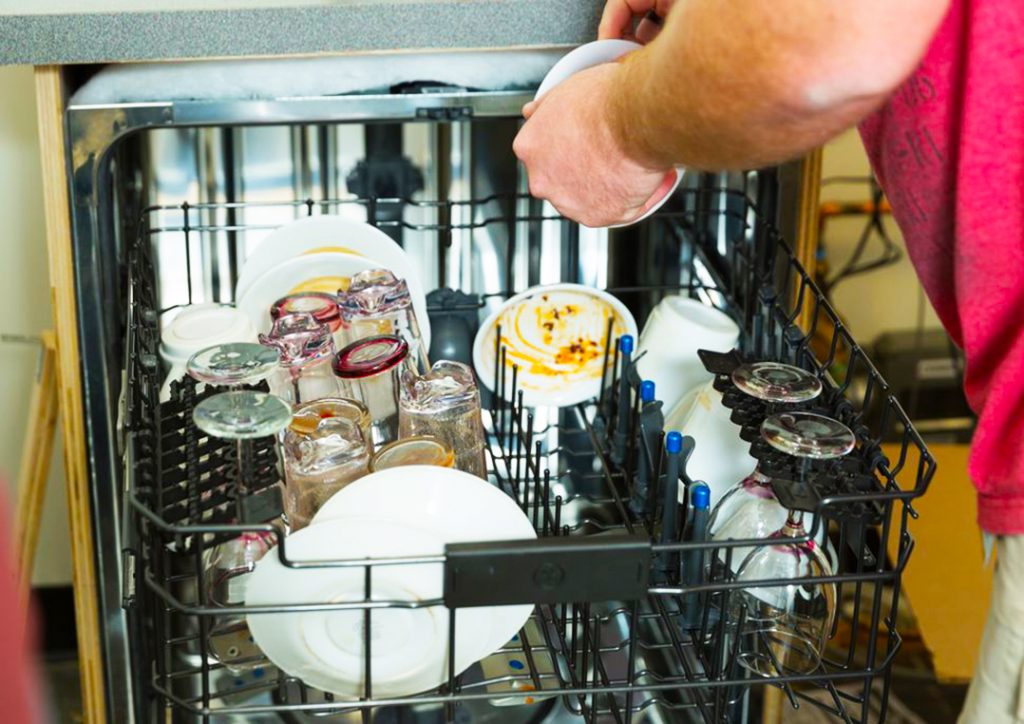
[731, 411, 856, 677]
[193, 390, 293, 672]
[707, 363, 823, 570]
[187, 342, 281, 390]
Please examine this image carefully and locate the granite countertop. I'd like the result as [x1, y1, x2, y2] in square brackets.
[0, 0, 603, 66]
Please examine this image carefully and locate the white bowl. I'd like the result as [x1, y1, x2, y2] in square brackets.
[312, 466, 538, 664]
[235, 215, 431, 345]
[534, 40, 683, 228]
[471, 283, 639, 408]
[245, 517, 491, 698]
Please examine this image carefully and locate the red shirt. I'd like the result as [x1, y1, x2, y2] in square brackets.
[859, 0, 1024, 533]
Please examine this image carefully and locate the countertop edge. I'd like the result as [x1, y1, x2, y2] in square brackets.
[1, 1, 603, 66]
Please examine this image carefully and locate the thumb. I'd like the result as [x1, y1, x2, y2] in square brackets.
[522, 100, 539, 119]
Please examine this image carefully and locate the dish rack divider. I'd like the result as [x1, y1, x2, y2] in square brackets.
[122, 184, 935, 724]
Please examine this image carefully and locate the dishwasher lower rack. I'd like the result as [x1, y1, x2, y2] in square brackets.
[121, 187, 934, 724]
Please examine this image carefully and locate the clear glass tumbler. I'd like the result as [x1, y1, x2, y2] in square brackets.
[332, 334, 415, 449]
[270, 291, 346, 352]
[282, 404, 370, 531]
[337, 268, 429, 373]
[369, 435, 455, 472]
[259, 312, 345, 405]
[398, 360, 487, 479]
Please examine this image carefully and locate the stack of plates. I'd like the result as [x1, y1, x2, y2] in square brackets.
[245, 466, 536, 699]
[234, 216, 430, 346]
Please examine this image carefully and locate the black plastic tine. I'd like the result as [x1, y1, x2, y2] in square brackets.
[608, 341, 621, 434]
[498, 347, 508, 445]
[532, 441, 543, 529]
[445, 607, 457, 723]
[363, 564, 372, 706]
[598, 315, 615, 415]
[507, 363, 519, 456]
[554, 495, 562, 538]
[542, 470, 552, 536]
[491, 323, 502, 418]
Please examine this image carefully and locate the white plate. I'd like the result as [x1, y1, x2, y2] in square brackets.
[236, 251, 379, 334]
[535, 40, 683, 228]
[235, 215, 431, 344]
[471, 284, 638, 408]
[246, 517, 492, 699]
[312, 466, 538, 664]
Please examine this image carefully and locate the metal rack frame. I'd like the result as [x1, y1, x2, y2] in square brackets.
[121, 184, 934, 723]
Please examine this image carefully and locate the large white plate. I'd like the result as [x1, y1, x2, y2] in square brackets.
[235, 215, 430, 344]
[246, 517, 492, 699]
[471, 283, 638, 408]
[535, 40, 682, 228]
[312, 466, 538, 664]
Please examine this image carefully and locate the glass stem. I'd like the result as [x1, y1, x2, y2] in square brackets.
[235, 439, 252, 522]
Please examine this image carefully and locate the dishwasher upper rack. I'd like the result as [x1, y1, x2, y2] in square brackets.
[121, 185, 934, 724]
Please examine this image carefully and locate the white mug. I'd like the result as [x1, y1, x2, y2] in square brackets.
[636, 297, 740, 413]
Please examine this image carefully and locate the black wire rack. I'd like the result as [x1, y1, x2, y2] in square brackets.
[121, 180, 935, 724]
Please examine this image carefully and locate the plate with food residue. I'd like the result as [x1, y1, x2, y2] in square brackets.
[473, 284, 638, 407]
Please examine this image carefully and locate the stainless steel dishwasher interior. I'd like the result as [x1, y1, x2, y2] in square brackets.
[106, 112, 752, 723]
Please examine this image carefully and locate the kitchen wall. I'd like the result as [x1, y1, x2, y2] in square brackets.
[0, 64, 72, 587]
[819, 129, 942, 343]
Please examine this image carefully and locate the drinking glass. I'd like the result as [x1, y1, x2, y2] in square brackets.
[398, 360, 487, 479]
[193, 390, 293, 673]
[332, 334, 414, 449]
[187, 342, 280, 389]
[282, 405, 370, 531]
[259, 312, 345, 405]
[708, 363, 823, 570]
[337, 268, 429, 373]
[270, 291, 346, 351]
[369, 435, 455, 472]
[731, 411, 856, 677]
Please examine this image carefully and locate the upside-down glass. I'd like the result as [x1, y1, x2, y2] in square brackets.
[731, 412, 856, 678]
[332, 334, 414, 449]
[708, 363, 824, 570]
[398, 360, 487, 478]
[337, 268, 429, 373]
[187, 342, 281, 389]
[259, 312, 345, 405]
[270, 291, 346, 352]
[369, 435, 455, 472]
[282, 400, 371, 531]
[193, 390, 293, 673]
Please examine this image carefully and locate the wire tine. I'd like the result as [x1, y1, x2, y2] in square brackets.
[599, 315, 615, 416]
[491, 323, 502, 419]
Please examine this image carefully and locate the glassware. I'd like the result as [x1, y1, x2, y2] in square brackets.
[282, 404, 370, 531]
[270, 291, 346, 351]
[398, 360, 487, 479]
[192, 390, 293, 673]
[332, 334, 413, 449]
[187, 342, 280, 389]
[370, 435, 455, 472]
[708, 363, 824, 571]
[259, 312, 345, 405]
[289, 397, 372, 443]
[337, 268, 429, 373]
[731, 412, 856, 678]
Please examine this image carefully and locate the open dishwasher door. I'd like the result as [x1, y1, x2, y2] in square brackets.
[64, 52, 932, 723]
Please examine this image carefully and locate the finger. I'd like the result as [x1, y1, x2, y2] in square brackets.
[522, 100, 538, 119]
[634, 11, 663, 44]
[597, 0, 657, 39]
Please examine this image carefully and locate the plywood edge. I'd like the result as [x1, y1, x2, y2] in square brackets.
[33, 65, 107, 724]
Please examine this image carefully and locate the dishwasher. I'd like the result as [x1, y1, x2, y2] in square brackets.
[62, 52, 934, 724]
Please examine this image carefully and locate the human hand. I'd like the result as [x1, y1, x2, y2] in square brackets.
[513, 64, 675, 228]
[598, 0, 675, 43]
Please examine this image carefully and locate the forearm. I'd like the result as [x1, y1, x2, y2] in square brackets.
[609, 0, 949, 170]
